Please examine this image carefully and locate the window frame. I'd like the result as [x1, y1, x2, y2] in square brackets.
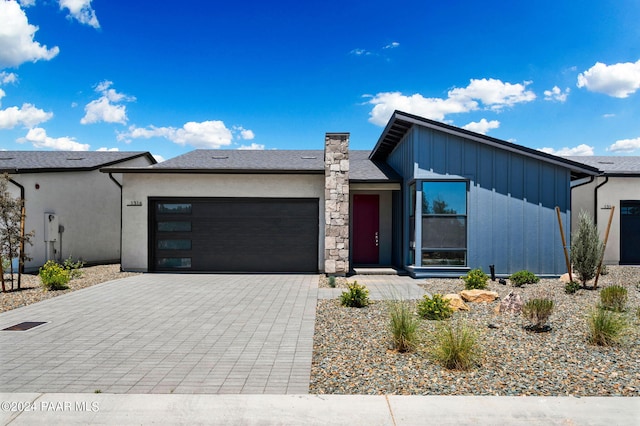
[412, 179, 469, 267]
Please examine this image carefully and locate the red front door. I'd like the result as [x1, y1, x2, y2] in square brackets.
[353, 194, 379, 264]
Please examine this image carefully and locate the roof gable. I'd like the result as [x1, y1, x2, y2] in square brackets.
[370, 110, 600, 177]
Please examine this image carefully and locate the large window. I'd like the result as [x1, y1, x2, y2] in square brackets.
[420, 181, 467, 266]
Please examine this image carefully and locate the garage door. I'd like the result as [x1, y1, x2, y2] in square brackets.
[150, 198, 319, 272]
[620, 200, 640, 265]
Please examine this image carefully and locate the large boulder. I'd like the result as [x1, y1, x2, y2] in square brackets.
[443, 293, 470, 311]
[497, 291, 523, 315]
[460, 289, 499, 303]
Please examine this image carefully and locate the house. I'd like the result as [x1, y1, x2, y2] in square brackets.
[565, 156, 640, 265]
[102, 111, 599, 277]
[1, 151, 156, 272]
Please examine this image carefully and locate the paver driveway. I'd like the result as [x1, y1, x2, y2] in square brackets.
[0, 274, 318, 394]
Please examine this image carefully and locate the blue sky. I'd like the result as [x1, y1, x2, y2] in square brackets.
[1, 0, 640, 162]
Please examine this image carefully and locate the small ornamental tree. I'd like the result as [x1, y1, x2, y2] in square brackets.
[0, 173, 34, 291]
[570, 211, 603, 288]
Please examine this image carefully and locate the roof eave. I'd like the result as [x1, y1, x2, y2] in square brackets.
[100, 167, 324, 175]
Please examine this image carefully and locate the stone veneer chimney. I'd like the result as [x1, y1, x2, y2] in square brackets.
[324, 133, 350, 275]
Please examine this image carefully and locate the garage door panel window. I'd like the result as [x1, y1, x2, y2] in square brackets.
[157, 239, 192, 250]
[157, 203, 192, 214]
[156, 257, 192, 268]
[157, 221, 192, 232]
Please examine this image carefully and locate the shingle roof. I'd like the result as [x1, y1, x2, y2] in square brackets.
[102, 149, 402, 182]
[563, 156, 640, 175]
[0, 151, 155, 173]
[349, 150, 402, 182]
[153, 149, 324, 172]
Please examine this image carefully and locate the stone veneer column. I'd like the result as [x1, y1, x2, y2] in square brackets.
[324, 133, 350, 275]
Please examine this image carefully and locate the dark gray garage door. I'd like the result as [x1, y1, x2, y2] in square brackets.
[620, 200, 640, 265]
[150, 198, 319, 272]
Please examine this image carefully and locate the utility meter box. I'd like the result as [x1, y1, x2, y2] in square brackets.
[44, 213, 58, 242]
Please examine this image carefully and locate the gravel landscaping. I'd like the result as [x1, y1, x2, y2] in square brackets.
[1, 264, 140, 313]
[311, 267, 640, 396]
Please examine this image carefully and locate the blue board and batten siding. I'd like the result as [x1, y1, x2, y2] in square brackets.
[387, 125, 571, 277]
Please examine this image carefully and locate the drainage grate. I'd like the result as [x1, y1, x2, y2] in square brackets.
[2, 322, 48, 331]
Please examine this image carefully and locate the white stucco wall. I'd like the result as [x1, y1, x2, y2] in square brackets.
[6, 155, 153, 271]
[571, 176, 640, 264]
[120, 173, 325, 272]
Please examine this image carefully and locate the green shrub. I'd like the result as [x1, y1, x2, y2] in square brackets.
[571, 211, 604, 287]
[387, 300, 419, 352]
[522, 298, 554, 331]
[600, 264, 609, 276]
[417, 294, 453, 320]
[565, 281, 581, 294]
[599, 285, 628, 312]
[39, 260, 70, 290]
[587, 308, 628, 346]
[63, 256, 84, 279]
[429, 320, 482, 370]
[340, 281, 370, 308]
[509, 270, 540, 287]
[327, 276, 336, 288]
[461, 268, 488, 290]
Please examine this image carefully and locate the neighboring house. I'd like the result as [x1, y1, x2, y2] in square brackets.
[103, 111, 599, 277]
[565, 156, 640, 265]
[1, 151, 156, 272]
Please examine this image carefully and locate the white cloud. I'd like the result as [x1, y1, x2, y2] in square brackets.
[0, 72, 18, 85]
[462, 118, 500, 134]
[607, 137, 640, 153]
[603, 113, 616, 118]
[18, 127, 89, 151]
[367, 78, 535, 126]
[538, 144, 594, 156]
[544, 86, 570, 102]
[152, 154, 165, 163]
[350, 48, 371, 56]
[0, 103, 53, 129]
[233, 126, 255, 140]
[448, 78, 536, 111]
[18, 0, 35, 6]
[577, 60, 640, 98]
[383, 42, 400, 49]
[96, 147, 119, 151]
[81, 81, 135, 124]
[0, 1, 60, 68]
[238, 143, 265, 150]
[118, 120, 234, 149]
[58, 0, 100, 28]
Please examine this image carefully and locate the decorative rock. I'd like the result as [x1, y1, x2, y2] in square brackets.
[460, 289, 499, 303]
[498, 291, 524, 315]
[443, 293, 470, 311]
[559, 273, 571, 283]
[498, 278, 507, 285]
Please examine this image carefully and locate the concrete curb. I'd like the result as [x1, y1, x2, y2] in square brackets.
[1, 393, 638, 425]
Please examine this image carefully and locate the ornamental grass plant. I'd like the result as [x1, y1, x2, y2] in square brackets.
[599, 285, 628, 312]
[429, 319, 482, 370]
[587, 308, 629, 346]
[387, 300, 419, 352]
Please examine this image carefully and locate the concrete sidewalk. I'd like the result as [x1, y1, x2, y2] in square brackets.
[319, 275, 428, 300]
[1, 393, 638, 425]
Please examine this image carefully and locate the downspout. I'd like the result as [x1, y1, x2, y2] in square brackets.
[8, 177, 25, 289]
[108, 173, 124, 272]
[594, 176, 609, 226]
